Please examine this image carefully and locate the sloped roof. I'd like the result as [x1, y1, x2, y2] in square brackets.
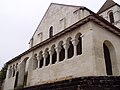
[97, 0, 117, 14]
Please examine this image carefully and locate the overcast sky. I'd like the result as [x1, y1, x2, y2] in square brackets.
[0, 0, 120, 69]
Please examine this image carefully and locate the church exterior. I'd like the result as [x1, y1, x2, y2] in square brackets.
[3, 0, 120, 90]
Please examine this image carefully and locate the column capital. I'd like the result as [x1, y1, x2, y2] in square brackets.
[72, 39, 79, 46]
[43, 52, 48, 58]
[48, 49, 54, 55]
[55, 46, 62, 53]
[63, 43, 70, 50]
[38, 54, 42, 61]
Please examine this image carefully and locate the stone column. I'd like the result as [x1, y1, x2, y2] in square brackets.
[72, 39, 79, 57]
[63, 43, 70, 60]
[37, 55, 42, 68]
[43, 53, 47, 67]
[55, 46, 61, 63]
[49, 49, 54, 65]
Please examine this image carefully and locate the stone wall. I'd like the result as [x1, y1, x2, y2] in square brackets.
[16, 76, 120, 90]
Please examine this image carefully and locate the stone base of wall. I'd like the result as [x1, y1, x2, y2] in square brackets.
[16, 76, 120, 90]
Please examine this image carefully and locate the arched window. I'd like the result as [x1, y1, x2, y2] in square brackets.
[59, 45, 65, 61]
[45, 51, 50, 66]
[12, 65, 15, 77]
[109, 12, 114, 23]
[52, 48, 57, 64]
[68, 41, 74, 59]
[40, 57, 44, 68]
[49, 26, 53, 38]
[103, 43, 112, 75]
[14, 72, 19, 88]
[77, 36, 82, 55]
[75, 33, 82, 55]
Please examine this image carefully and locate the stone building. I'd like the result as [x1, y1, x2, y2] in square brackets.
[3, 0, 120, 90]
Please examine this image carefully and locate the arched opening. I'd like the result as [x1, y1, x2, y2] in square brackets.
[52, 48, 57, 64]
[40, 57, 44, 68]
[68, 41, 74, 59]
[12, 65, 15, 77]
[103, 43, 112, 75]
[109, 11, 114, 23]
[103, 40, 118, 75]
[49, 26, 53, 38]
[75, 33, 82, 55]
[45, 51, 50, 66]
[14, 71, 19, 88]
[59, 45, 65, 61]
[77, 36, 82, 55]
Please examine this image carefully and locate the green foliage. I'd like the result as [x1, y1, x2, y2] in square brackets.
[0, 64, 8, 82]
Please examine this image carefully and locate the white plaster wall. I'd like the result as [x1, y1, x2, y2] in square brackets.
[28, 22, 96, 86]
[92, 22, 120, 76]
[31, 4, 91, 47]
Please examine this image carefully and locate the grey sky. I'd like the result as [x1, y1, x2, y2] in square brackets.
[0, 0, 120, 69]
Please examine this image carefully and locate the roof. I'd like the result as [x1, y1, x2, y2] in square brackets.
[97, 0, 117, 14]
[6, 13, 120, 65]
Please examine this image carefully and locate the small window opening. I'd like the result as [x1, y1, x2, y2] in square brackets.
[49, 26, 53, 38]
[109, 12, 114, 23]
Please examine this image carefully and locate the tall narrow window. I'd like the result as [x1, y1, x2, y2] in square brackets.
[39, 57, 44, 68]
[68, 41, 74, 59]
[14, 72, 19, 88]
[52, 49, 57, 64]
[49, 26, 53, 38]
[59, 45, 65, 61]
[77, 36, 82, 55]
[103, 43, 112, 75]
[45, 52, 50, 66]
[12, 66, 15, 77]
[109, 12, 114, 23]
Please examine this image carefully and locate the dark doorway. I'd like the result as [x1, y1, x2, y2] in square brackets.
[103, 43, 112, 75]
